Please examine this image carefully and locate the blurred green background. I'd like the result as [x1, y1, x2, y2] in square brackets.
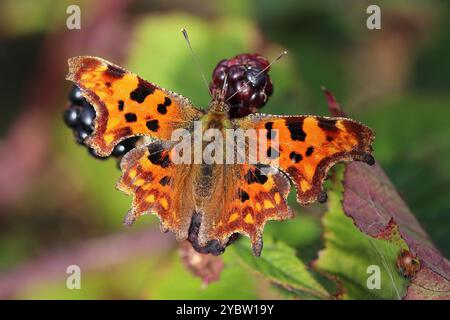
[0, 0, 448, 299]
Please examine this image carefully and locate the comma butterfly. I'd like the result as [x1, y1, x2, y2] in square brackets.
[66, 55, 375, 256]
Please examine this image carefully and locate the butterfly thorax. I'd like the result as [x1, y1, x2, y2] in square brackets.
[192, 99, 233, 209]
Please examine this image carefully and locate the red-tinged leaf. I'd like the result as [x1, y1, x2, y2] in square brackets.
[313, 166, 408, 299]
[322, 89, 450, 299]
[321, 86, 346, 117]
[343, 162, 450, 299]
[404, 267, 450, 300]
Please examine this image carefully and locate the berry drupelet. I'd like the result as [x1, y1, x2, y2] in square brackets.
[210, 53, 273, 118]
[63, 85, 139, 161]
[63, 88, 95, 146]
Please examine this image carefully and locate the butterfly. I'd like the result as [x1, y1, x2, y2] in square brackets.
[66, 56, 375, 256]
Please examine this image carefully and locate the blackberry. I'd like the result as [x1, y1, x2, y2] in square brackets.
[63, 106, 81, 128]
[210, 53, 273, 118]
[79, 101, 96, 129]
[74, 126, 91, 144]
[63, 85, 139, 162]
[68, 84, 84, 104]
[112, 137, 140, 157]
[65, 88, 95, 145]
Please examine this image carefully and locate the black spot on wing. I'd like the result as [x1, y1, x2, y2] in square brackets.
[285, 118, 306, 141]
[289, 151, 302, 163]
[265, 122, 276, 140]
[130, 78, 155, 103]
[318, 118, 338, 132]
[125, 113, 137, 123]
[244, 166, 268, 185]
[146, 119, 159, 132]
[105, 64, 125, 79]
[159, 176, 170, 186]
[239, 189, 250, 203]
[157, 97, 172, 114]
[118, 100, 124, 111]
[305, 146, 314, 157]
[157, 105, 167, 114]
[147, 143, 170, 168]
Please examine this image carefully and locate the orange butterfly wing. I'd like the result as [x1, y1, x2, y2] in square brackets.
[117, 141, 197, 241]
[66, 56, 204, 156]
[235, 114, 375, 205]
[199, 164, 293, 255]
[116, 141, 293, 255]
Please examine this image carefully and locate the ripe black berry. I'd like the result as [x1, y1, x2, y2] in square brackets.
[112, 137, 140, 157]
[79, 101, 96, 130]
[68, 85, 84, 104]
[74, 126, 91, 144]
[112, 143, 127, 157]
[210, 53, 273, 118]
[63, 106, 81, 128]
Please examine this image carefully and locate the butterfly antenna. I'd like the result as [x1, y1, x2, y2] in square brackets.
[181, 28, 212, 96]
[221, 71, 229, 101]
[225, 50, 288, 103]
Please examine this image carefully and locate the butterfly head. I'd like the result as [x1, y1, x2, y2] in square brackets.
[208, 94, 231, 116]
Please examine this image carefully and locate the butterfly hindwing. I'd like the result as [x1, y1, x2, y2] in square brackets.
[66, 56, 204, 156]
[235, 114, 375, 205]
[117, 141, 196, 240]
[117, 143, 293, 255]
[198, 163, 293, 256]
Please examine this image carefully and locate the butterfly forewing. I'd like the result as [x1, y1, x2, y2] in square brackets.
[66, 56, 204, 156]
[235, 114, 375, 204]
[117, 142, 197, 240]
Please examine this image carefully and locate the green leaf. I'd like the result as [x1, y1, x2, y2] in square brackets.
[313, 165, 408, 299]
[231, 236, 330, 300]
[265, 214, 321, 252]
